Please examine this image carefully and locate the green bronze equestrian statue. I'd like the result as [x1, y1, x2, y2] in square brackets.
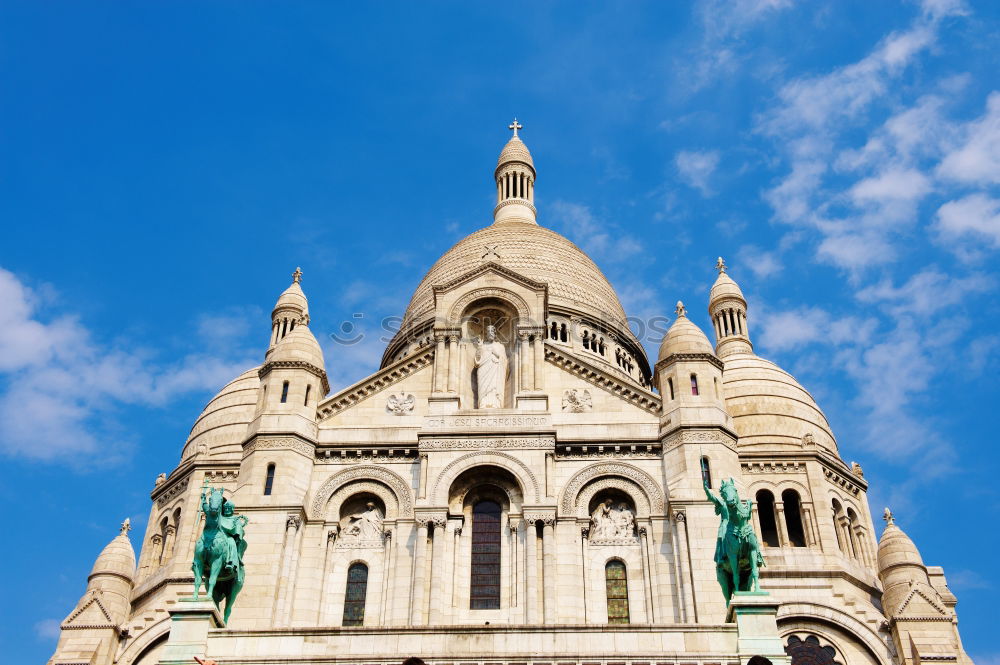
[192, 481, 248, 625]
[704, 478, 765, 604]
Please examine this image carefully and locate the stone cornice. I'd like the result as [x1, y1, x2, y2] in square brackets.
[545, 345, 661, 415]
[259, 360, 330, 395]
[431, 260, 548, 295]
[318, 347, 434, 420]
[655, 352, 725, 372]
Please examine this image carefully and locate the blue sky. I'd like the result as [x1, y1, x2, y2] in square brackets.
[2, 1, 998, 661]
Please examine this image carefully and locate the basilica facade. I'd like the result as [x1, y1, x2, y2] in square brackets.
[49, 127, 972, 665]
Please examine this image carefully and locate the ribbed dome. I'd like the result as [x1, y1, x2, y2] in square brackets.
[398, 222, 636, 346]
[878, 521, 925, 574]
[275, 281, 308, 313]
[267, 323, 326, 368]
[89, 530, 136, 583]
[721, 351, 837, 451]
[496, 136, 534, 173]
[710, 271, 745, 305]
[659, 305, 714, 359]
[181, 366, 260, 461]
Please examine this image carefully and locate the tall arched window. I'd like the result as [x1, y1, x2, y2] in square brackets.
[782, 489, 807, 547]
[264, 463, 276, 496]
[470, 500, 501, 609]
[831, 499, 846, 553]
[342, 562, 369, 626]
[280, 380, 290, 403]
[304, 384, 311, 406]
[667, 377, 675, 400]
[756, 490, 780, 547]
[690, 374, 699, 395]
[605, 559, 630, 624]
[700, 456, 712, 488]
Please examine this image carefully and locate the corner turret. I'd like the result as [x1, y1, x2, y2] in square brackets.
[877, 509, 972, 665]
[47, 520, 136, 665]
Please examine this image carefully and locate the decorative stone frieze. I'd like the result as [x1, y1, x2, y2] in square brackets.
[153, 477, 189, 508]
[244, 437, 314, 459]
[310, 465, 414, 518]
[418, 435, 555, 450]
[560, 462, 665, 515]
[742, 460, 807, 474]
[431, 450, 541, 503]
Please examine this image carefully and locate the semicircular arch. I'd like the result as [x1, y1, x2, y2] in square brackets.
[310, 465, 413, 519]
[560, 462, 665, 516]
[431, 451, 539, 504]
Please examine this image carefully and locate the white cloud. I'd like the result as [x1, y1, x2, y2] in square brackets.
[34, 618, 61, 640]
[738, 244, 783, 279]
[548, 201, 644, 263]
[856, 269, 992, 316]
[0, 267, 257, 464]
[937, 91, 1000, 185]
[675, 149, 721, 196]
[936, 193, 1000, 251]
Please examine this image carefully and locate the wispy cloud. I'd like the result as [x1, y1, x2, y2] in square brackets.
[0, 268, 258, 464]
[675, 149, 721, 196]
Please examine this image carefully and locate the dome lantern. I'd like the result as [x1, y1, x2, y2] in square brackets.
[493, 119, 538, 225]
[709, 257, 752, 357]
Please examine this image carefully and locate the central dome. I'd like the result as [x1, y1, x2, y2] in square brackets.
[400, 222, 635, 342]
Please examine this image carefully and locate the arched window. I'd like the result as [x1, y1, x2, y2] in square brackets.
[342, 562, 369, 626]
[264, 463, 276, 496]
[560, 323, 568, 342]
[782, 489, 807, 547]
[756, 490, 780, 547]
[846, 508, 860, 559]
[690, 374, 699, 395]
[667, 377, 675, 400]
[550, 321, 558, 339]
[605, 559, 630, 624]
[157, 516, 169, 564]
[280, 381, 290, 403]
[700, 456, 712, 488]
[785, 635, 842, 665]
[470, 500, 501, 609]
[583, 331, 591, 350]
[304, 384, 311, 406]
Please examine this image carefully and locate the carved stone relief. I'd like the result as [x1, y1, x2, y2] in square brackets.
[386, 393, 415, 415]
[562, 388, 592, 412]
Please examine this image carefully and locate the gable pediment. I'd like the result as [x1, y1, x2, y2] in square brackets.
[896, 586, 949, 617]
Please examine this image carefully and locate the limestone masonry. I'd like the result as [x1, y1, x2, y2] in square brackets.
[49, 124, 973, 665]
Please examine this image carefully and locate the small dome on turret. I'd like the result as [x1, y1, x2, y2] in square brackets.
[89, 519, 136, 585]
[268, 321, 326, 370]
[496, 135, 535, 173]
[273, 267, 309, 319]
[709, 257, 746, 306]
[878, 508, 925, 574]
[659, 301, 714, 360]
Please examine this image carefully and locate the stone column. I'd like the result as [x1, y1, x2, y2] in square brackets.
[418, 454, 428, 499]
[524, 519, 538, 623]
[519, 331, 531, 391]
[838, 515, 854, 558]
[274, 516, 301, 627]
[390, 521, 414, 625]
[533, 334, 544, 390]
[378, 529, 392, 625]
[428, 518, 447, 624]
[542, 518, 556, 624]
[434, 334, 446, 391]
[580, 525, 591, 623]
[775, 502, 790, 547]
[802, 504, 819, 547]
[319, 528, 338, 623]
[163, 525, 177, 561]
[673, 511, 696, 623]
[447, 334, 460, 394]
[409, 519, 430, 625]
[146, 534, 163, 573]
[447, 519, 463, 616]
[639, 526, 655, 623]
[508, 520, 520, 610]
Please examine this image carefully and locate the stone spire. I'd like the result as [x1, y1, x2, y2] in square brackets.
[708, 256, 752, 357]
[269, 267, 310, 350]
[48, 520, 136, 665]
[493, 119, 537, 225]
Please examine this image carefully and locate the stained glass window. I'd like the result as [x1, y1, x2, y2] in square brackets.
[342, 562, 369, 626]
[605, 559, 630, 624]
[470, 500, 501, 609]
[785, 635, 841, 665]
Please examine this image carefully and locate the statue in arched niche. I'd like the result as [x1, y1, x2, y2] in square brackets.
[474, 324, 508, 408]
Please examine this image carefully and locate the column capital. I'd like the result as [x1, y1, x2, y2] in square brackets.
[286, 515, 302, 530]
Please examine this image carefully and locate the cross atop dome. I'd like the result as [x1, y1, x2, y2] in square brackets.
[508, 118, 522, 138]
[883, 507, 895, 525]
[120, 518, 131, 535]
[292, 267, 303, 284]
[715, 256, 727, 274]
